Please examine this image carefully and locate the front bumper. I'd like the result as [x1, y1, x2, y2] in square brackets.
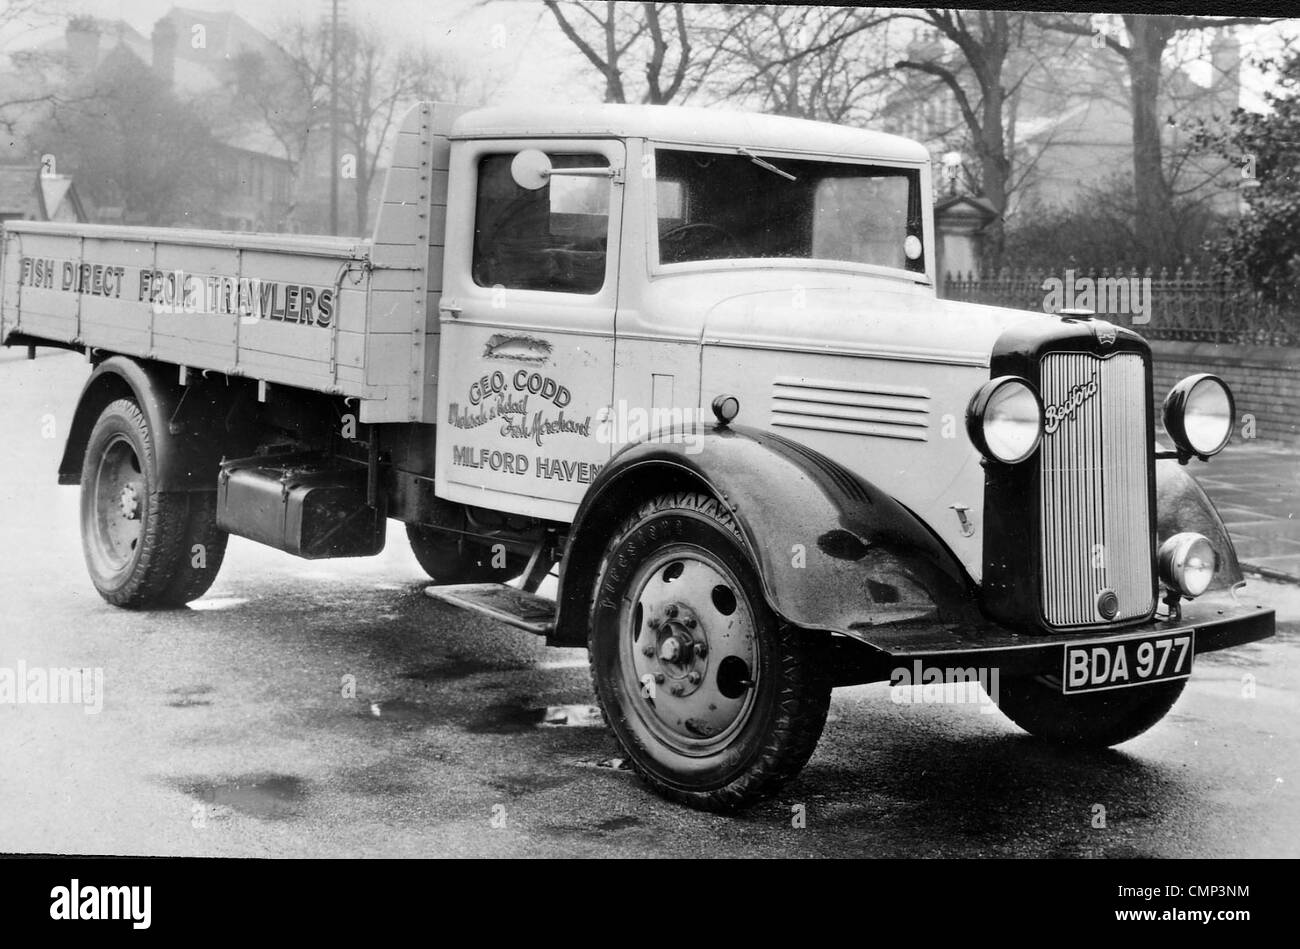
[851, 592, 1274, 680]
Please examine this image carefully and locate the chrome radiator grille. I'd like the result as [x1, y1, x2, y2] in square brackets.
[1039, 352, 1154, 627]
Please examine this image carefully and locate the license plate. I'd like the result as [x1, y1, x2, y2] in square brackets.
[1062, 630, 1195, 694]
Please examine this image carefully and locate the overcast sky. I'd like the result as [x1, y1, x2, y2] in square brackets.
[6, 2, 1297, 112]
[7, 0, 592, 103]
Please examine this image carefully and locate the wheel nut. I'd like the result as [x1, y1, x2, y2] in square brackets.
[648, 617, 662, 630]
[642, 645, 655, 657]
[654, 673, 665, 684]
[670, 684, 685, 696]
[685, 618, 697, 629]
[687, 671, 701, 685]
[665, 604, 679, 619]
[695, 643, 708, 657]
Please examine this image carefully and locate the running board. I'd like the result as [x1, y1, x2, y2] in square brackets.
[424, 582, 557, 635]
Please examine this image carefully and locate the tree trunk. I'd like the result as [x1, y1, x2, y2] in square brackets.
[978, 75, 1009, 269]
[1124, 15, 1176, 265]
[975, 13, 1011, 271]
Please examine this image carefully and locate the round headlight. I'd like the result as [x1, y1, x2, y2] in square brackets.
[967, 377, 1043, 464]
[1158, 532, 1217, 598]
[1163, 374, 1234, 457]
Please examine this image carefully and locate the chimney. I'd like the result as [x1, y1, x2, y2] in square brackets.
[152, 17, 178, 87]
[65, 17, 101, 75]
[1210, 31, 1241, 107]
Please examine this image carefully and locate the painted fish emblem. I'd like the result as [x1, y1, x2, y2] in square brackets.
[483, 334, 552, 364]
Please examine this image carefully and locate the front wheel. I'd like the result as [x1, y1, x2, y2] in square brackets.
[588, 492, 831, 811]
[995, 674, 1186, 747]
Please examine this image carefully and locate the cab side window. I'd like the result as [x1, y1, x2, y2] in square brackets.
[472, 152, 610, 294]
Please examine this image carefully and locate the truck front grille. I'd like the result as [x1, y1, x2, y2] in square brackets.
[1039, 352, 1154, 627]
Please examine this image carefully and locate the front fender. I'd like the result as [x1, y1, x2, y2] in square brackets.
[1156, 458, 1243, 591]
[551, 424, 977, 647]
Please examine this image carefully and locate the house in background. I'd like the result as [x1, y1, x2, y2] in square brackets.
[881, 26, 1245, 254]
[0, 165, 88, 224]
[35, 12, 296, 232]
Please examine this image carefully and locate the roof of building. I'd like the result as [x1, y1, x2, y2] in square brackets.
[0, 166, 38, 215]
[0, 165, 87, 220]
[450, 104, 930, 162]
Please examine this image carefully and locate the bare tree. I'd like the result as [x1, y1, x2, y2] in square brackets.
[697, 5, 895, 123]
[259, 18, 495, 234]
[542, 1, 695, 104]
[891, 10, 1039, 266]
[0, 3, 77, 142]
[227, 27, 330, 226]
[1033, 13, 1280, 263]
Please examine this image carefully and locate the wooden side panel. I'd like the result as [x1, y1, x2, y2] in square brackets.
[1, 222, 380, 398]
[361, 101, 464, 424]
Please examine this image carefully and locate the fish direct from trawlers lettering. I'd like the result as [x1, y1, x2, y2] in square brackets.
[16, 256, 334, 327]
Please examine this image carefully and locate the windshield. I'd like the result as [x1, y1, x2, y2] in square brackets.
[653, 147, 924, 273]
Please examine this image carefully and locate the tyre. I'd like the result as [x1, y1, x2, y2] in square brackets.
[158, 492, 228, 605]
[79, 398, 224, 608]
[995, 674, 1186, 747]
[406, 522, 526, 584]
[588, 491, 831, 811]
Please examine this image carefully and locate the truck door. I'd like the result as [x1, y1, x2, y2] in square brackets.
[435, 139, 624, 522]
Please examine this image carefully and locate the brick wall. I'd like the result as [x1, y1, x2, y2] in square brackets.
[1149, 340, 1300, 443]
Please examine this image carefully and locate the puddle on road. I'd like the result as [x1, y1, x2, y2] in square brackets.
[187, 597, 249, 612]
[185, 774, 306, 820]
[167, 684, 214, 708]
[468, 702, 545, 734]
[400, 656, 501, 683]
[363, 699, 442, 725]
[540, 705, 604, 727]
[595, 815, 643, 832]
[467, 702, 604, 734]
[487, 773, 574, 797]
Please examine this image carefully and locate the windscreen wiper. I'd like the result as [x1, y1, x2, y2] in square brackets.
[737, 147, 797, 182]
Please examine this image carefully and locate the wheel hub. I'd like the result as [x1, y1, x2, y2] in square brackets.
[625, 548, 760, 752]
[118, 483, 141, 520]
[649, 603, 708, 696]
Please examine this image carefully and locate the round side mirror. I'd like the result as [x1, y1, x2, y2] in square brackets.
[511, 149, 552, 190]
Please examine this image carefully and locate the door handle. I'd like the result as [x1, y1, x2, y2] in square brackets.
[438, 298, 462, 318]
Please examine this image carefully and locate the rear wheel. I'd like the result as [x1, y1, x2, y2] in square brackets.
[995, 674, 1186, 747]
[158, 492, 228, 604]
[80, 398, 223, 607]
[406, 522, 526, 584]
[588, 492, 831, 811]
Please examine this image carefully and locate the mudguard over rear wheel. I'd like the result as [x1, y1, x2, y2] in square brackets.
[588, 491, 831, 811]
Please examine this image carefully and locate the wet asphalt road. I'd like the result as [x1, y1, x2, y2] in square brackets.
[2, 349, 1298, 858]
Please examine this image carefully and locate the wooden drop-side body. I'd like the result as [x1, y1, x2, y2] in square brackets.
[0, 102, 458, 426]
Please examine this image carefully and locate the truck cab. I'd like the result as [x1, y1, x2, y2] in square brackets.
[1, 101, 1275, 811]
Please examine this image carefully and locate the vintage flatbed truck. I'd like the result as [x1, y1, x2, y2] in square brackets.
[1, 102, 1275, 810]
